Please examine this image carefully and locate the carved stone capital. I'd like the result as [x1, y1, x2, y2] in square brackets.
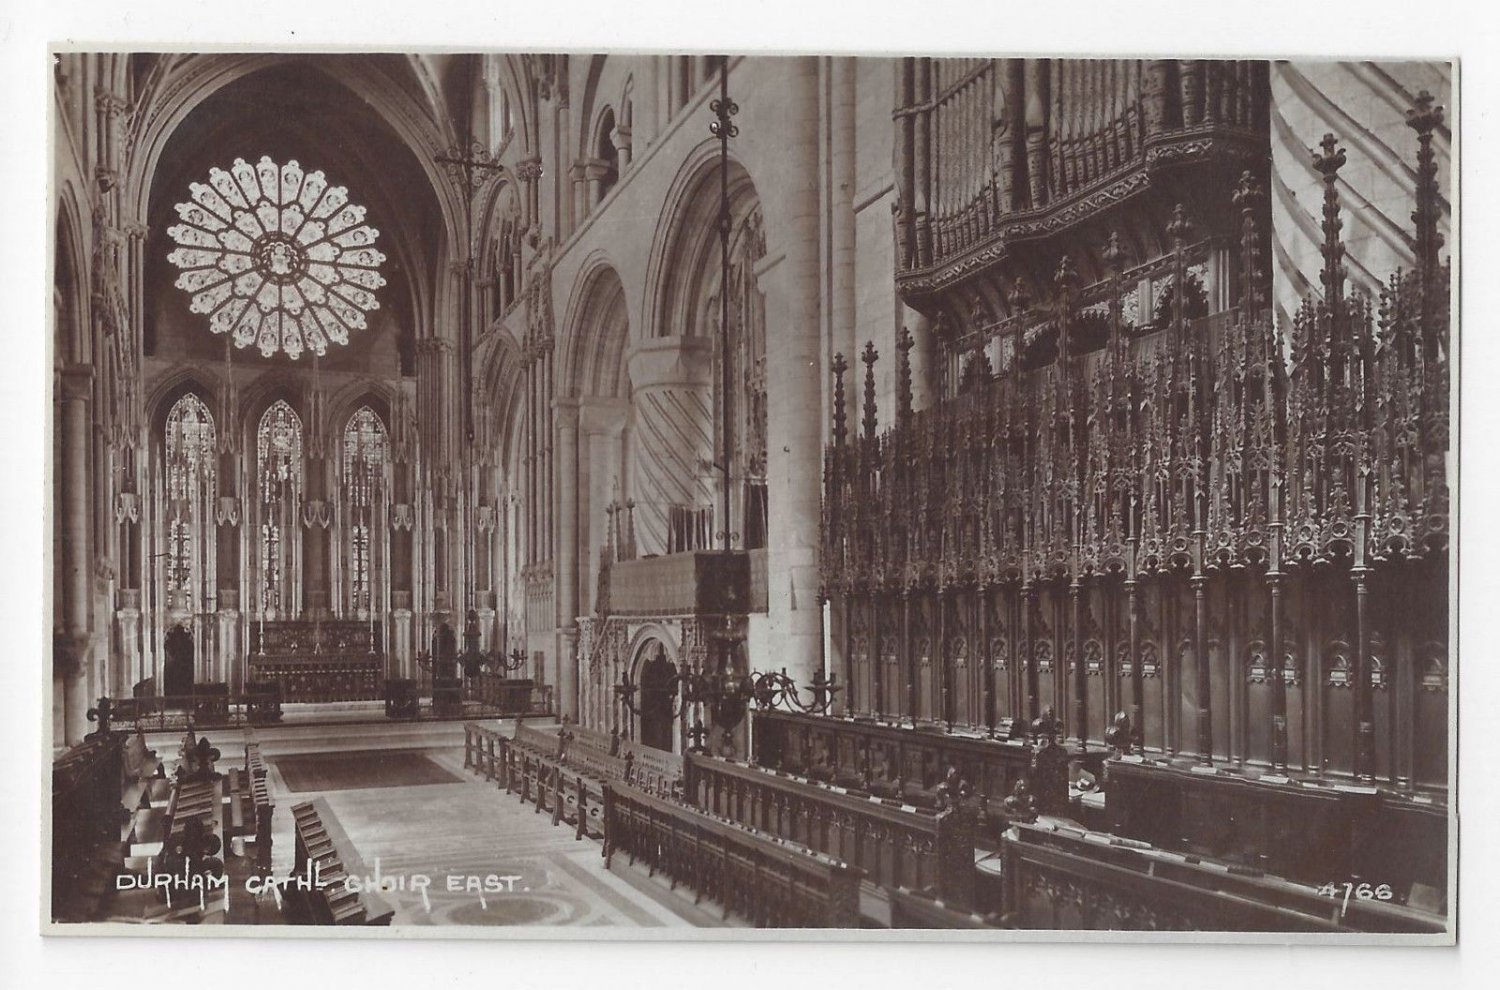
[94, 87, 129, 117]
[58, 364, 94, 402]
[516, 157, 544, 182]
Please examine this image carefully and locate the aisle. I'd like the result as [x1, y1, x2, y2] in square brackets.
[265, 747, 696, 928]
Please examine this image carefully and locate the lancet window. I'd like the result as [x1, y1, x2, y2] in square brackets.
[163, 393, 217, 611]
[256, 399, 303, 618]
[341, 406, 390, 617]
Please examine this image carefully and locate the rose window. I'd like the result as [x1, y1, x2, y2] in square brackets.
[166, 156, 385, 359]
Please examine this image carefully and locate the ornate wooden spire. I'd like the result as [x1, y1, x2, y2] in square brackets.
[896, 327, 914, 426]
[831, 352, 849, 447]
[1103, 231, 1126, 345]
[1406, 90, 1445, 322]
[861, 341, 879, 442]
[1233, 171, 1266, 313]
[1312, 133, 1348, 315]
[1167, 204, 1192, 341]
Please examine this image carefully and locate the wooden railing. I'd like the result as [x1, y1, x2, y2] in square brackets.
[603, 780, 865, 927]
[996, 820, 1446, 934]
[683, 753, 977, 910]
[466, 719, 684, 841]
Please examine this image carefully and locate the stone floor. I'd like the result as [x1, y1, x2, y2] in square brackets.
[260, 745, 704, 928]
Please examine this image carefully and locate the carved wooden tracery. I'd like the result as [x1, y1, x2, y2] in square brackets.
[825, 88, 1449, 789]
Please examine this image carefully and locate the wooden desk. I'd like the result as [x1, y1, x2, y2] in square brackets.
[996, 819, 1446, 934]
[753, 709, 1103, 816]
[684, 753, 977, 910]
[1106, 758, 1448, 909]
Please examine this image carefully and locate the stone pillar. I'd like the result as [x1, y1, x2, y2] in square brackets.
[217, 605, 241, 690]
[555, 397, 580, 720]
[762, 57, 824, 689]
[904, 308, 937, 411]
[392, 606, 414, 677]
[115, 589, 142, 696]
[830, 56, 858, 439]
[612, 125, 632, 171]
[585, 159, 611, 207]
[59, 365, 93, 746]
[580, 397, 628, 614]
[570, 161, 588, 230]
[625, 336, 714, 556]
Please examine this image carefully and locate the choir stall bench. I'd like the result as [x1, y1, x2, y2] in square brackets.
[462, 719, 684, 841]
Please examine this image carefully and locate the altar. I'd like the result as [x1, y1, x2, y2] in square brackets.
[248, 620, 385, 703]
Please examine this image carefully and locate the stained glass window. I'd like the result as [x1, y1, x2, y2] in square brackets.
[164, 394, 216, 608]
[342, 407, 389, 616]
[166, 156, 385, 360]
[257, 400, 303, 617]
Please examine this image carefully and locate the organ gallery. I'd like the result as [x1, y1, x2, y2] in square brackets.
[48, 52, 1453, 935]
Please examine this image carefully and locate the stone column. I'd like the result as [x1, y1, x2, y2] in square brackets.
[391, 606, 414, 677]
[762, 56, 824, 689]
[585, 159, 612, 207]
[580, 397, 628, 614]
[114, 489, 143, 695]
[114, 590, 141, 695]
[904, 308, 936, 411]
[555, 397, 580, 720]
[625, 336, 714, 556]
[217, 605, 241, 690]
[570, 161, 588, 230]
[612, 125, 632, 171]
[58, 365, 93, 746]
[830, 56, 858, 443]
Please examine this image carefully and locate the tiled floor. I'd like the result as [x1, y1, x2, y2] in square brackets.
[265, 747, 699, 928]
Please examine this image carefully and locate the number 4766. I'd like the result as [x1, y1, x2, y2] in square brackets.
[1317, 882, 1395, 914]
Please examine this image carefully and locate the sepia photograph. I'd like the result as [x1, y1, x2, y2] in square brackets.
[40, 33, 1460, 945]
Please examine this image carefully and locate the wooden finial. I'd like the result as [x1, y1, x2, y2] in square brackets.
[1233, 171, 1266, 312]
[1406, 91, 1445, 293]
[1312, 134, 1348, 310]
[896, 327, 915, 425]
[860, 341, 879, 441]
[831, 352, 849, 447]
